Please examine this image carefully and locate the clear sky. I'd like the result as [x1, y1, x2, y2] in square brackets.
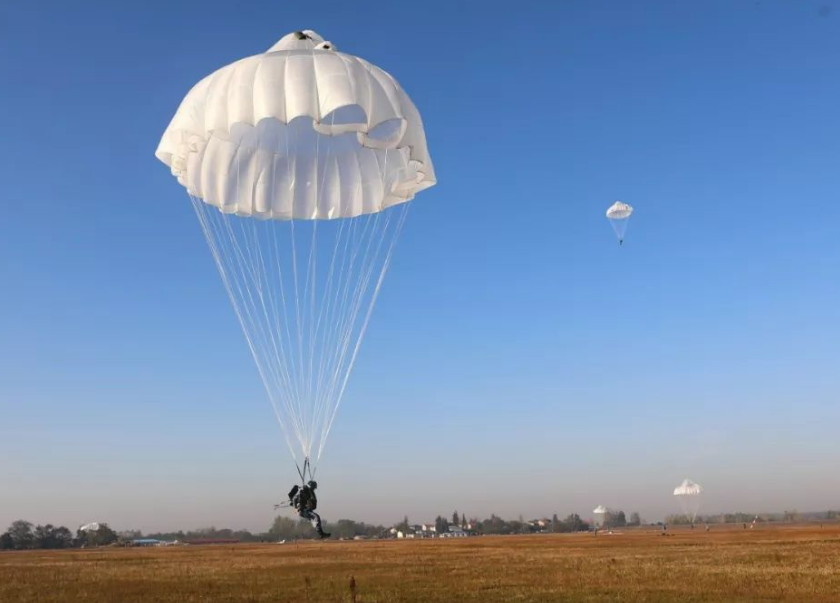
[1, 1, 838, 533]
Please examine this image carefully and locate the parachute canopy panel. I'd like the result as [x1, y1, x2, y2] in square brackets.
[606, 201, 633, 220]
[673, 479, 703, 497]
[156, 30, 435, 220]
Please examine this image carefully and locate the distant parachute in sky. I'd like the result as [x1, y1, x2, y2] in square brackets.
[78, 522, 101, 532]
[606, 201, 633, 245]
[673, 479, 703, 524]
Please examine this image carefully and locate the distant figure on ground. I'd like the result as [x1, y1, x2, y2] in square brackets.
[705, 525, 710, 532]
[287, 481, 330, 539]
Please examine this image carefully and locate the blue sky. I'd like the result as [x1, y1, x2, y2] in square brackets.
[1, 1, 838, 532]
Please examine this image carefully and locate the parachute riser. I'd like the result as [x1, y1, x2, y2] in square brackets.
[296, 457, 315, 485]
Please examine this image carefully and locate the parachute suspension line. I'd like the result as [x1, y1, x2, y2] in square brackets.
[190, 194, 299, 464]
[304, 105, 338, 448]
[307, 217, 351, 442]
[609, 217, 628, 245]
[311, 211, 384, 457]
[319, 201, 409, 460]
[313, 144, 406, 460]
[222, 203, 307, 452]
[241, 214, 307, 450]
[188, 117, 412, 470]
[207, 204, 305, 460]
[305, 58, 326, 419]
[296, 457, 314, 485]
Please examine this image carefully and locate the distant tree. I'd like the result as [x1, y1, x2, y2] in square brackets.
[77, 523, 118, 548]
[268, 516, 313, 540]
[783, 510, 799, 523]
[477, 514, 504, 535]
[333, 519, 361, 540]
[452, 511, 460, 527]
[317, 519, 385, 540]
[34, 525, 54, 549]
[0, 532, 13, 550]
[435, 516, 449, 535]
[628, 512, 642, 526]
[395, 516, 410, 533]
[551, 514, 560, 533]
[505, 517, 528, 534]
[96, 524, 118, 546]
[665, 514, 691, 525]
[604, 511, 626, 529]
[53, 527, 74, 548]
[563, 514, 588, 533]
[33, 525, 73, 549]
[7, 520, 34, 550]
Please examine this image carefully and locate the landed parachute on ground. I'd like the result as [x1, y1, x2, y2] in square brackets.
[156, 30, 435, 482]
[606, 201, 633, 245]
[673, 479, 703, 524]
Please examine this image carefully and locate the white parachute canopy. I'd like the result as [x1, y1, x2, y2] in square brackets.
[673, 479, 703, 523]
[156, 30, 435, 475]
[592, 505, 607, 527]
[606, 201, 633, 244]
[78, 522, 101, 533]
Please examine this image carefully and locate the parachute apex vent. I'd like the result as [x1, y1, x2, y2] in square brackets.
[268, 30, 326, 52]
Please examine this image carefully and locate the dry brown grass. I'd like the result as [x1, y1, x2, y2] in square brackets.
[2, 524, 839, 602]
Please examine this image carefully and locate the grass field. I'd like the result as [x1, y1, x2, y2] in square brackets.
[2, 524, 839, 602]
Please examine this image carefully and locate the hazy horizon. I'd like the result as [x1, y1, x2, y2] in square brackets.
[1, 1, 838, 534]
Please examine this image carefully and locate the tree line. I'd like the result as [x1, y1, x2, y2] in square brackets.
[397, 510, 599, 535]
[5, 508, 839, 549]
[0, 521, 119, 550]
[664, 510, 840, 525]
[0, 518, 387, 549]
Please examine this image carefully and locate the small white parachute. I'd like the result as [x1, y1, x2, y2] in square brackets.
[78, 522, 101, 532]
[592, 505, 607, 528]
[673, 479, 703, 524]
[606, 201, 633, 245]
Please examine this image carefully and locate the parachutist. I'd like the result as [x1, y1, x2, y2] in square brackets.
[606, 201, 633, 245]
[287, 480, 330, 539]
